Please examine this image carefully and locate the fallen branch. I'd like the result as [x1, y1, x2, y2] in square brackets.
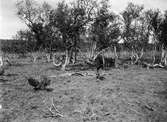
[71, 72, 84, 76]
[142, 61, 165, 69]
[153, 63, 164, 68]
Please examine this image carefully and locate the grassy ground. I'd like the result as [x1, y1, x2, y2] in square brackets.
[0, 56, 167, 122]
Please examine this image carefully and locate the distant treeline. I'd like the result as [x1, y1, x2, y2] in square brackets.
[0, 39, 92, 54]
[0, 39, 64, 54]
[0, 39, 161, 54]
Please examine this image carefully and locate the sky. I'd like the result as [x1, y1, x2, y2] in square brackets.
[0, 0, 167, 39]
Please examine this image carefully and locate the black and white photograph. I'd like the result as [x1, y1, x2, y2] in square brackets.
[0, 0, 167, 121]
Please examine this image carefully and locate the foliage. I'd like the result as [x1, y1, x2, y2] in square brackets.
[91, 0, 120, 50]
[144, 9, 162, 44]
[16, 0, 55, 51]
[121, 2, 144, 48]
[49, 0, 96, 49]
[12, 0, 167, 62]
[159, 11, 167, 48]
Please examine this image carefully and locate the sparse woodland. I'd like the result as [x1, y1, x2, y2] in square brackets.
[0, 0, 166, 70]
[0, 0, 167, 122]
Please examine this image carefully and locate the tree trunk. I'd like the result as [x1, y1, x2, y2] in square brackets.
[73, 47, 78, 64]
[160, 44, 164, 63]
[61, 49, 70, 71]
[134, 48, 144, 64]
[73, 35, 79, 64]
[0, 55, 3, 66]
[160, 44, 167, 65]
[152, 44, 156, 64]
[114, 46, 118, 68]
[69, 48, 73, 63]
[90, 41, 97, 59]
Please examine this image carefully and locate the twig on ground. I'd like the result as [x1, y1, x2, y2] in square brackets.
[51, 98, 62, 114]
[43, 98, 64, 118]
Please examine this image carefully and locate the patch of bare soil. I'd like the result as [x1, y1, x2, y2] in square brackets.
[0, 59, 167, 122]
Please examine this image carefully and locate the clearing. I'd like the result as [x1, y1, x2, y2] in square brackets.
[0, 57, 167, 122]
